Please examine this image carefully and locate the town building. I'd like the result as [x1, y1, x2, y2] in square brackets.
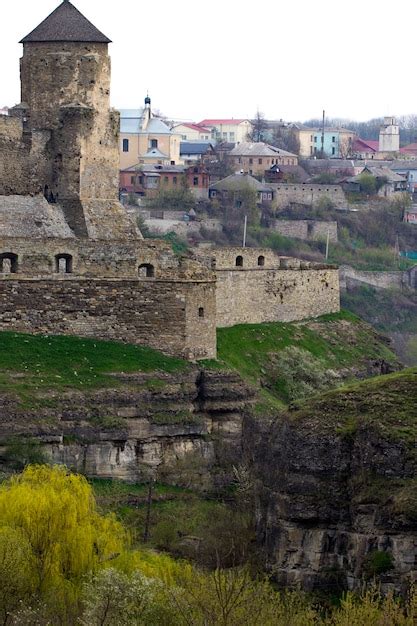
[228, 142, 298, 175]
[291, 125, 356, 158]
[119, 100, 183, 170]
[209, 173, 274, 205]
[180, 141, 215, 164]
[171, 123, 212, 141]
[120, 164, 209, 199]
[197, 118, 253, 144]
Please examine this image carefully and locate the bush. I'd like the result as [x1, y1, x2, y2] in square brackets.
[363, 550, 394, 578]
[272, 346, 331, 402]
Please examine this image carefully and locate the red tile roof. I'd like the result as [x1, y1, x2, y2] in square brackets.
[198, 119, 249, 126]
[353, 138, 379, 152]
[400, 143, 417, 154]
[180, 123, 211, 133]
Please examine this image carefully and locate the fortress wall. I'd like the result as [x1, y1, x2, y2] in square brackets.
[0, 237, 209, 279]
[0, 278, 216, 360]
[271, 219, 338, 242]
[215, 267, 340, 327]
[270, 184, 346, 209]
[195, 247, 279, 270]
[339, 265, 404, 290]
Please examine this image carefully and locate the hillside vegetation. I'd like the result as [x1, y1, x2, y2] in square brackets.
[342, 285, 417, 365]
[215, 310, 399, 404]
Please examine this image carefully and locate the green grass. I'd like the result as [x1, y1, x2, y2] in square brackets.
[0, 332, 188, 395]
[286, 368, 417, 442]
[213, 310, 397, 402]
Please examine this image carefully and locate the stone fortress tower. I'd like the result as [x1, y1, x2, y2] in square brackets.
[6, 0, 138, 239]
[0, 0, 339, 360]
[379, 116, 400, 153]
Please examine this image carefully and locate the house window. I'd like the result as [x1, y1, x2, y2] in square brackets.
[0, 253, 18, 274]
[235, 255, 243, 267]
[258, 255, 265, 266]
[310, 135, 313, 141]
[150, 139, 158, 148]
[310, 147, 313, 155]
[122, 138, 129, 152]
[130, 176, 135, 184]
[258, 158, 262, 164]
[171, 161, 175, 165]
[55, 254, 72, 274]
[332, 147, 335, 155]
[138, 263, 155, 278]
[139, 176, 144, 185]
[164, 176, 169, 183]
[222, 132, 227, 139]
[173, 176, 177, 185]
[198, 307, 204, 318]
[193, 177, 199, 186]
[249, 158, 253, 164]
[314, 137, 317, 143]
[229, 132, 235, 141]
[332, 136, 336, 142]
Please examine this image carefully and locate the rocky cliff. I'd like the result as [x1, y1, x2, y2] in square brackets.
[247, 369, 417, 592]
[0, 369, 254, 489]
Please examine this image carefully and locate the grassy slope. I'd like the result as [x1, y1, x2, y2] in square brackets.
[0, 332, 187, 396]
[214, 310, 398, 404]
[342, 285, 417, 365]
[287, 368, 417, 442]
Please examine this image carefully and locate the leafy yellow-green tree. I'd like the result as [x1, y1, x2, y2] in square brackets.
[0, 465, 126, 620]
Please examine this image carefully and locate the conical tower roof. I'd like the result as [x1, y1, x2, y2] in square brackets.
[20, 0, 111, 44]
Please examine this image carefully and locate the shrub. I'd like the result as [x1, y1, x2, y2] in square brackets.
[363, 550, 394, 578]
[272, 346, 331, 402]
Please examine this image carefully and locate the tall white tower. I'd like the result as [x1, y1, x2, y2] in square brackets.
[379, 116, 400, 152]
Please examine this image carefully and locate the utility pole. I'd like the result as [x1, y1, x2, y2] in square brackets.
[243, 215, 247, 248]
[321, 109, 325, 158]
[325, 227, 330, 260]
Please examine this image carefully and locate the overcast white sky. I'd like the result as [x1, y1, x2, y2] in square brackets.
[1, 0, 416, 123]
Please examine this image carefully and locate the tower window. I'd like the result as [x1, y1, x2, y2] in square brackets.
[138, 263, 155, 278]
[55, 254, 73, 274]
[198, 307, 204, 318]
[257, 255, 265, 266]
[151, 139, 158, 148]
[235, 255, 243, 267]
[0, 253, 18, 274]
[122, 138, 129, 152]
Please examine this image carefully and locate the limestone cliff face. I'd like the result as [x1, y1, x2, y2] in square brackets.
[0, 369, 254, 489]
[246, 383, 417, 592]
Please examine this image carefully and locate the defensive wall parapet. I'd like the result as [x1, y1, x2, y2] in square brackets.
[271, 219, 338, 243]
[270, 183, 346, 209]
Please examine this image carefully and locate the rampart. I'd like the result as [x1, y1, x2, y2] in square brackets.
[0, 278, 216, 361]
[340, 264, 417, 291]
[195, 247, 340, 327]
[271, 219, 338, 242]
[270, 183, 347, 209]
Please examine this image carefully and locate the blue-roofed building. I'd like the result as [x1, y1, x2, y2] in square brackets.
[119, 96, 182, 169]
[180, 141, 215, 163]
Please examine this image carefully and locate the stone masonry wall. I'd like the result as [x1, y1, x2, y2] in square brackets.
[270, 183, 346, 209]
[216, 267, 340, 327]
[271, 219, 338, 243]
[0, 278, 216, 360]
